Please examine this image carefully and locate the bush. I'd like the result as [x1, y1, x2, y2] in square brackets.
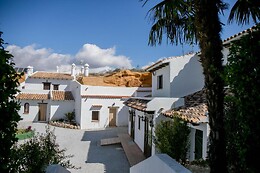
[155, 117, 190, 163]
[65, 111, 75, 123]
[11, 126, 77, 173]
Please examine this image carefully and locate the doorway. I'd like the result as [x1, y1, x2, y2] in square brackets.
[109, 107, 117, 127]
[195, 129, 203, 159]
[144, 117, 152, 158]
[38, 103, 47, 121]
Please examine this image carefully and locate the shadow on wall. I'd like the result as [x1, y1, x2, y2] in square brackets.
[170, 55, 204, 98]
[117, 105, 129, 126]
[81, 127, 130, 173]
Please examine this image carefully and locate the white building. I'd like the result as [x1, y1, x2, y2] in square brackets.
[17, 64, 151, 129]
[124, 25, 258, 163]
[124, 53, 206, 159]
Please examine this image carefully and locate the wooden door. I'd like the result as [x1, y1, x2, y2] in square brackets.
[109, 108, 116, 126]
[38, 103, 47, 121]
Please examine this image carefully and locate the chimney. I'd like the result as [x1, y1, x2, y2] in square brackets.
[56, 66, 59, 73]
[26, 66, 33, 76]
[71, 63, 76, 76]
[81, 66, 84, 75]
[84, 63, 89, 77]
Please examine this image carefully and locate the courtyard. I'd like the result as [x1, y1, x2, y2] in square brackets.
[18, 122, 130, 173]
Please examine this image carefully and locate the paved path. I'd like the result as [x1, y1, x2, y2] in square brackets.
[18, 122, 130, 173]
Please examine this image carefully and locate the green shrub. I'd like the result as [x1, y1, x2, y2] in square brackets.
[224, 25, 260, 173]
[155, 117, 190, 163]
[65, 111, 75, 123]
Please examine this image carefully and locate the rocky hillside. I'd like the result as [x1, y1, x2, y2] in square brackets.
[77, 70, 152, 87]
[103, 70, 152, 87]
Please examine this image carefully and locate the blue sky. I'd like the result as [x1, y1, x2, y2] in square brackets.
[0, 0, 256, 72]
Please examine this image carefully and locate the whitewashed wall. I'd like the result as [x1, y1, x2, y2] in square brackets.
[49, 101, 75, 121]
[18, 99, 50, 122]
[69, 81, 82, 125]
[24, 78, 71, 91]
[134, 110, 146, 152]
[79, 85, 139, 129]
[80, 97, 129, 129]
[152, 65, 171, 97]
[81, 85, 137, 96]
[152, 54, 204, 98]
[169, 55, 204, 97]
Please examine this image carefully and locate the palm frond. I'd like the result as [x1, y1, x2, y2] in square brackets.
[228, 0, 260, 25]
[146, 0, 196, 46]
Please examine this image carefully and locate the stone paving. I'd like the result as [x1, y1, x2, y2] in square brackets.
[18, 122, 130, 173]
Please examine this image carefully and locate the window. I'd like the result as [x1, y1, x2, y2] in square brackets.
[43, 82, 51, 90]
[24, 103, 29, 114]
[92, 111, 99, 121]
[157, 75, 163, 89]
[53, 84, 59, 90]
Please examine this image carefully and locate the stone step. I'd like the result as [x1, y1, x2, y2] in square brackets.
[100, 137, 121, 146]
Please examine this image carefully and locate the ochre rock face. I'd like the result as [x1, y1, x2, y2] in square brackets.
[103, 70, 152, 87]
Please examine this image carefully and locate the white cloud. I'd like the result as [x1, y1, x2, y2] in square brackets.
[6, 43, 132, 72]
[75, 44, 132, 69]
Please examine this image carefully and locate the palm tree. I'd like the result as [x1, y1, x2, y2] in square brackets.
[142, 0, 259, 172]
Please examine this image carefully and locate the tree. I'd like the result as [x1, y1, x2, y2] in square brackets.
[142, 0, 259, 172]
[155, 118, 190, 163]
[224, 26, 260, 172]
[0, 32, 22, 172]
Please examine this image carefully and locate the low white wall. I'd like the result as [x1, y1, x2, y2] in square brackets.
[130, 154, 191, 173]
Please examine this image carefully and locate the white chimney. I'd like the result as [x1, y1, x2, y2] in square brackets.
[81, 66, 84, 75]
[84, 63, 89, 77]
[71, 63, 76, 76]
[56, 66, 59, 73]
[26, 66, 33, 76]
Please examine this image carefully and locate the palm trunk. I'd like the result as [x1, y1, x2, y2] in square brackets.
[194, 0, 227, 172]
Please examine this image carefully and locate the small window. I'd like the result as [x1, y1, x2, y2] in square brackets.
[53, 84, 59, 90]
[43, 82, 51, 90]
[92, 111, 99, 121]
[157, 75, 163, 89]
[24, 103, 29, 114]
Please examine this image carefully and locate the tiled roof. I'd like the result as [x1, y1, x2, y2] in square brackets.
[16, 93, 49, 100]
[123, 98, 151, 112]
[223, 25, 258, 45]
[145, 53, 195, 72]
[81, 95, 130, 99]
[52, 91, 74, 101]
[30, 72, 73, 80]
[162, 89, 208, 124]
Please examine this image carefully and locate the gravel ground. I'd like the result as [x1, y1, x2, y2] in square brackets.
[18, 122, 130, 173]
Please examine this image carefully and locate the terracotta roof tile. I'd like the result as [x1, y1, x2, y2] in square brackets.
[52, 91, 74, 101]
[123, 98, 151, 112]
[30, 72, 73, 80]
[162, 89, 208, 124]
[16, 93, 49, 100]
[223, 25, 258, 45]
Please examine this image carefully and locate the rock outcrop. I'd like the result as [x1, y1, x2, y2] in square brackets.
[77, 70, 152, 87]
